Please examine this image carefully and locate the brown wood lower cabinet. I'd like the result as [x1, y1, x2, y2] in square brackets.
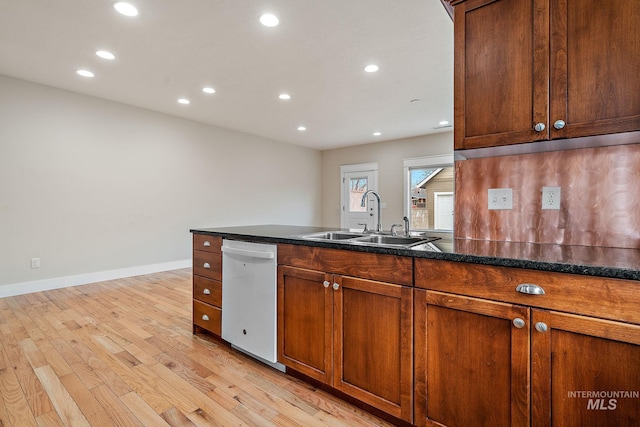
[335, 275, 413, 421]
[531, 310, 640, 427]
[190, 237, 640, 426]
[192, 234, 223, 337]
[414, 290, 530, 427]
[278, 264, 414, 423]
[278, 266, 332, 383]
[414, 259, 640, 427]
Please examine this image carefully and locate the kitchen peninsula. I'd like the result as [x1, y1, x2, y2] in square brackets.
[191, 225, 640, 427]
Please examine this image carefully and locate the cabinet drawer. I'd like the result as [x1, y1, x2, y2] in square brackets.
[193, 276, 222, 307]
[193, 234, 222, 253]
[193, 300, 221, 336]
[415, 259, 640, 325]
[193, 249, 222, 280]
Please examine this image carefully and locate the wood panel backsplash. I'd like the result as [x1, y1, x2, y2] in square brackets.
[455, 144, 640, 248]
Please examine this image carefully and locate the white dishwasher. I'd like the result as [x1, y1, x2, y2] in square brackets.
[221, 239, 283, 370]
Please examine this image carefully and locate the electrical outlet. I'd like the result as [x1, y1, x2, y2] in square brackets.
[31, 257, 40, 269]
[488, 188, 513, 210]
[542, 186, 561, 210]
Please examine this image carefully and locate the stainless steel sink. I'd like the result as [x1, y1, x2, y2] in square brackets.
[354, 235, 428, 246]
[300, 231, 366, 241]
[298, 231, 440, 248]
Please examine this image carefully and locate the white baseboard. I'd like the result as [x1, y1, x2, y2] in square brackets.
[0, 259, 192, 298]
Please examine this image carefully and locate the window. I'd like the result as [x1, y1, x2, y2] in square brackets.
[404, 155, 454, 232]
[349, 177, 368, 212]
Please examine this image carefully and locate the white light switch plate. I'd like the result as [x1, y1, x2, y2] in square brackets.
[488, 188, 513, 210]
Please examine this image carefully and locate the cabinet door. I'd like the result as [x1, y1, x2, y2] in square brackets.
[549, 0, 640, 140]
[277, 266, 333, 384]
[414, 290, 530, 427]
[453, 0, 549, 149]
[531, 310, 640, 427]
[333, 276, 413, 422]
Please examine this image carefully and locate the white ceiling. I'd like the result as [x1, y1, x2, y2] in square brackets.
[0, 0, 453, 150]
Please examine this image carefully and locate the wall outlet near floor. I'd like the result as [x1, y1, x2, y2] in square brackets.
[542, 186, 561, 210]
[488, 188, 513, 210]
[31, 257, 41, 269]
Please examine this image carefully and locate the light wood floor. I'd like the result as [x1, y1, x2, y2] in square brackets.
[0, 269, 394, 427]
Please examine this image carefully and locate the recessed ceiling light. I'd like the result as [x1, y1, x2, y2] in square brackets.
[279, 93, 291, 100]
[113, 2, 138, 17]
[96, 50, 115, 60]
[297, 126, 307, 131]
[76, 69, 94, 78]
[373, 131, 381, 136]
[177, 98, 190, 105]
[364, 64, 379, 73]
[260, 13, 279, 27]
[439, 120, 450, 126]
[202, 87, 215, 94]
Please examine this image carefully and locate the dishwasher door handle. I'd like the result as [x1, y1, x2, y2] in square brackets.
[221, 246, 275, 259]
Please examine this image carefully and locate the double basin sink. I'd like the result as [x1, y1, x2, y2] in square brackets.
[298, 231, 440, 249]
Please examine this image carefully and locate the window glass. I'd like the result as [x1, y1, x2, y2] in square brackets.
[408, 166, 454, 231]
[349, 177, 368, 212]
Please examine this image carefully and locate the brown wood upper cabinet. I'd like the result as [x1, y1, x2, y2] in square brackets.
[449, 0, 640, 150]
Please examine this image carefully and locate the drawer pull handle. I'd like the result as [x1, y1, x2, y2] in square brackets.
[203, 288, 211, 295]
[516, 283, 545, 295]
[534, 122, 546, 132]
[203, 240, 211, 247]
[203, 262, 210, 269]
[323, 280, 330, 288]
[332, 283, 340, 290]
[535, 322, 548, 333]
[553, 120, 566, 130]
[513, 318, 526, 328]
[201, 314, 210, 321]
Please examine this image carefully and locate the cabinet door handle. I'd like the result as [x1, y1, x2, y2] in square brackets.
[203, 240, 211, 247]
[535, 322, 548, 333]
[516, 283, 545, 295]
[203, 288, 211, 295]
[201, 314, 210, 321]
[203, 262, 210, 269]
[534, 122, 546, 132]
[323, 280, 330, 288]
[513, 318, 526, 328]
[332, 283, 340, 290]
[553, 120, 566, 129]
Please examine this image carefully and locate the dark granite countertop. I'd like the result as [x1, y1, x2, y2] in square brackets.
[190, 225, 640, 281]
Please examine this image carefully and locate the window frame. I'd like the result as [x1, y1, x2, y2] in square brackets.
[403, 155, 454, 233]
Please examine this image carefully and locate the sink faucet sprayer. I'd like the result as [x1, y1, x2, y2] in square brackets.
[360, 190, 382, 233]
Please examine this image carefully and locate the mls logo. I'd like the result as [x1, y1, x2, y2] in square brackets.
[586, 398, 617, 410]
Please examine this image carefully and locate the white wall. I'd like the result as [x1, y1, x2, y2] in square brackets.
[321, 133, 453, 229]
[0, 75, 321, 289]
